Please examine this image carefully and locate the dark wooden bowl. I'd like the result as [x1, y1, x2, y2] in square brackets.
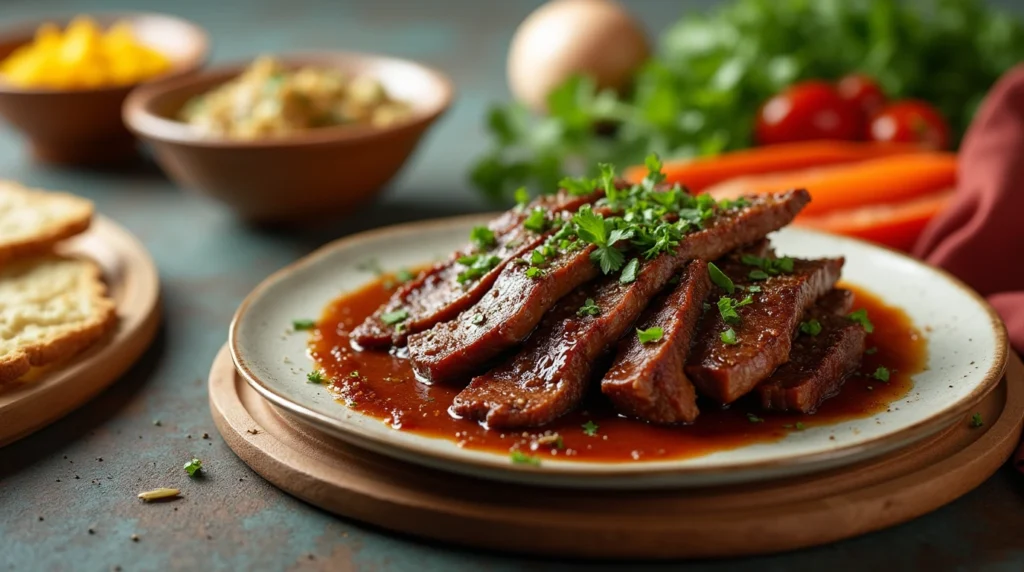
[123, 52, 454, 223]
[0, 13, 209, 165]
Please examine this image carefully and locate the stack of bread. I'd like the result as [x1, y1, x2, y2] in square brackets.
[0, 182, 117, 383]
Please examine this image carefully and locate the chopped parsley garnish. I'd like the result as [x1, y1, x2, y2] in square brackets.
[514, 186, 530, 207]
[471, 313, 485, 325]
[582, 420, 599, 437]
[746, 285, 762, 293]
[348, 371, 361, 378]
[747, 413, 764, 423]
[306, 370, 325, 384]
[871, 366, 891, 382]
[380, 309, 409, 326]
[292, 319, 316, 331]
[848, 309, 874, 333]
[637, 326, 664, 344]
[795, 422, 806, 430]
[523, 208, 549, 233]
[970, 412, 984, 428]
[183, 458, 202, 477]
[456, 254, 501, 284]
[717, 295, 753, 325]
[707, 262, 734, 294]
[718, 197, 750, 210]
[865, 347, 878, 355]
[619, 258, 640, 284]
[558, 174, 598, 196]
[577, 298, 600, 317]
[572, 205, 627, 274]
[470, 226, 497, 249]
[525, 266, 544, 279]
[394, 269, 416, 284]
[741, 255, 794, 276]
[799, 319, 822, 336]
[720, 327, 738, 345]
[509, 450, 541, 465]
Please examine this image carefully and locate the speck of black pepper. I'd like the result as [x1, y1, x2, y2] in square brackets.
[38, 516, 43, 521]
[187, 435, 192, 439]
[56, 479, 61, 482]
[308, 554, 315, 560]
[202, 433, 209, 439]
[74, 475, 79, 480]
[173, 508, 178, 512]
[88, 528, 95, 535]
[206, 535, 213, 540]
[130, 534, 139, 542]
[97, 458, 103, 462]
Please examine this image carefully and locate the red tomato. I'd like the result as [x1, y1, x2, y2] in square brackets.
[756, 81, 861, 145]
[869, 100, 951, 150]
[837, 74, 887, 117]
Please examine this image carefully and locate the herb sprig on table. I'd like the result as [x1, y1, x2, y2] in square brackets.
[471, 0, 1024, 203]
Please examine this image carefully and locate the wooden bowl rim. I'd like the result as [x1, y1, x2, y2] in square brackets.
[122, 51, 456, 149]
[0, 11, 210, 96]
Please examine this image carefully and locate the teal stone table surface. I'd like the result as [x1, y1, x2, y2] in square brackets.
[1, 1, 1023, 570]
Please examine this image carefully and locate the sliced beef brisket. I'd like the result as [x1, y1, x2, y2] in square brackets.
[757, 289, 867, 413]
[600, 260, 711, 424]
[410, 190, 810, 385]
[686, 256, 844, 404]
[352, 190, 600, 347]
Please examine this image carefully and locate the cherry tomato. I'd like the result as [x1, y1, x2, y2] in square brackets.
[756, 81, 862, 145]
[837, 74, 887, 117]
[869, 100, 951, 150]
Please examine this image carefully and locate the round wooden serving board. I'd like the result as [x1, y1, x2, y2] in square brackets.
[0, 216, 161, 447]
[210, 344, 1024, 559]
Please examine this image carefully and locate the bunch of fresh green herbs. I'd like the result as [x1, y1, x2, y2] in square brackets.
[471, 0, 1024, 203]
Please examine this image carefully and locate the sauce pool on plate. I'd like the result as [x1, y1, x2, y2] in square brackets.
[308, 273, 926, 463]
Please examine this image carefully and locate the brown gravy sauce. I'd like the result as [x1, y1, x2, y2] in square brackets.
[308, 274, 926, 463]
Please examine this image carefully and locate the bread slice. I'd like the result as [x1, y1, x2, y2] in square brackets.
[0, 181, 93, 264]
[0, 256, 117, 383]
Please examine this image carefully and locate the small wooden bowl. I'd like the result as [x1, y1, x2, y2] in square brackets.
[0, 13, 208, 165]
[123, 53, 454, 223]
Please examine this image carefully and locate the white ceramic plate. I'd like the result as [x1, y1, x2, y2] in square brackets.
[229, 215, 1007, 489]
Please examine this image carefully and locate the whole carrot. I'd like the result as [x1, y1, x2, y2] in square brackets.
[625, 141, 921, 192]
[705, 152, 956, 217]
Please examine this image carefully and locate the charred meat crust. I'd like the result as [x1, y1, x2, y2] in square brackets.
[600, 260, 711, 424]
[351, 191, 601, 347]
[409, 190, 811, 385]
[757, 289, 867, 413]
[685, 256, 845, 404]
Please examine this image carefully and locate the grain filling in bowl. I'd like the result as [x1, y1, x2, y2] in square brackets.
[178, 55, 411, 140]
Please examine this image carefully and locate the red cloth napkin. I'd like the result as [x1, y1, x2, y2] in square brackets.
[911, 64, 1024, 470]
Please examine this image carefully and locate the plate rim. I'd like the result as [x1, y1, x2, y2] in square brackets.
[228, 214, 1009, 483]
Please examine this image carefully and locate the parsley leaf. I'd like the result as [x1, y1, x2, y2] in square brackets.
[800, 319, 822, 336]
[717, 295, 751, 325]
[524, 208, 549, 233]
[865, 347, 878, 355]
[591, 245, 625, 274]
[395, 269, 416, 284]
[559, 175, 597, 196]
[707, 262, 734, 294]
[509, 450, 541, 465]
[514, 187, 530, 207]
[720, 327, 738, 345]
[525, 266, 544, 279]
[470, 226, 496, 249]
[307, 369, 325, 384]
[619, 258, 640, 284]
[380, 309, 409, 326]
[970, 413, 984, 428]
[582, 420, 599, 437]
[183, 458, 202, 477]
[747, 413, 764, 423]
[471, 313, 485, 325]
[577, 298, 600, 317]
[748, 269, 770, 281]
[571, 205, 608, 246]
[637, 326, 664, 344]
[292, 319, 316, 331]
[848, 309, 875, 333]
[456, 254, 501, 284]
[872, 366, 891, 382]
